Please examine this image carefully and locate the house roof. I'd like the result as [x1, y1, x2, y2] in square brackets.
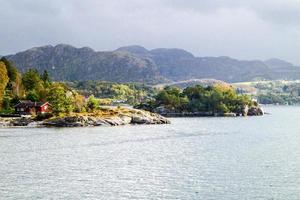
[14, 101, 50, 108]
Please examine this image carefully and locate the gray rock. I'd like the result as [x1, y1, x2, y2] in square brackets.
[247, 106, 264, 116]
[1, 108, 170, 128]
[12, 117, 34, 126]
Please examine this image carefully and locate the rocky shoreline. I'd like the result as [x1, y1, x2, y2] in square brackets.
[0, 108, 171, 128]
[0, 106, 264, 128]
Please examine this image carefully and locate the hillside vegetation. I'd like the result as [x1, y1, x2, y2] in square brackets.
[67, 81, 157, 105]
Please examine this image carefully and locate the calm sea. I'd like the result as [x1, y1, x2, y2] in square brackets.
[1, 106, 300, 199]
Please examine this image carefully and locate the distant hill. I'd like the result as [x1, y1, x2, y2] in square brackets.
[5, 44, 300, 84]
[117, 45, 300, 83]
[6, 44, 164, 83]
[264, 58, 293, 69]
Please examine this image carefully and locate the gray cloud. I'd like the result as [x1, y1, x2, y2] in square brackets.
[1, 0, 300, 64]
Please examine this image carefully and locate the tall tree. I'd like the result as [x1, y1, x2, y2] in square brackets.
[41, 70, 50, 83]
[0, 57, 17, 82]
[22, 69, 43, 91]
[86, 95, 98, 111]
[47, 83, 74, 114]
[0, 62, 9, 108]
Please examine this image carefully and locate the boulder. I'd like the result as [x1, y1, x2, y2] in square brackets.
[0, 117, 13, 127]
[131, 115, 151, 124]
[247, 106, 264, 116]
[43, 117, 84, 127]
[11, 117, 34, 126]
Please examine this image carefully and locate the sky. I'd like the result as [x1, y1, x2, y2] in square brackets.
[1, 0, 300, 64]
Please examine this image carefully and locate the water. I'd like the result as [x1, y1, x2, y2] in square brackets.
[1, 106, 300, 199]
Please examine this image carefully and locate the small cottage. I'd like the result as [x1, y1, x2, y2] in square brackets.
[14, 101, 51, 115]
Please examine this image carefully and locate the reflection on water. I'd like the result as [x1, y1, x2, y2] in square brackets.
[1, 106, 300, 199]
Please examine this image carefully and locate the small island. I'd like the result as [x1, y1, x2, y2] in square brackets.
[135, 84, 263, 117]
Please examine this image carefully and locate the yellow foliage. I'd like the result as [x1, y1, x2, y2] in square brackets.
[214, 83, 234, 92]
[98, 98, 112, 105]
[0, 62, 9, 108]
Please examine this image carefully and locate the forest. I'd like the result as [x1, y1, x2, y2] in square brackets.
[0, 57, 98, 115]
[67, 81, 157, 105]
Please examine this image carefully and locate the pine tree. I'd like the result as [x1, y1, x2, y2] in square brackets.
[41, 70, 50, 83]
[22, 69, 43, 91]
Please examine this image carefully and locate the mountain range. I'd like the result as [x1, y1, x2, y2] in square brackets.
[5, 44, 300, 84]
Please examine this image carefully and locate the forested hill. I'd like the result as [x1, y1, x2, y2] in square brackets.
[6, 44, 300, 84]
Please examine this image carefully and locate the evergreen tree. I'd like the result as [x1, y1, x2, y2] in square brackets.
[41, 70, 50, 83]
[26, 91, 39, 102]
[22, 69, 43, 91]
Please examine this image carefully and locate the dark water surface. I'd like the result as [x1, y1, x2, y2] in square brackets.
[1, 106, 300, 199]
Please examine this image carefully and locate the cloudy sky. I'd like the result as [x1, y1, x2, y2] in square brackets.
[1, 0, 300, 64]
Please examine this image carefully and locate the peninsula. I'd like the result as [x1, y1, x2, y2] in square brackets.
[0, 58, 169, 127]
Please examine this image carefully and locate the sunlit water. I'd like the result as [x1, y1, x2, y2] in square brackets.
[1, 106, 300, 199]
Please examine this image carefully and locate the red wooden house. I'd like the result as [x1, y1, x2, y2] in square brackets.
[14, 101, 51, 115]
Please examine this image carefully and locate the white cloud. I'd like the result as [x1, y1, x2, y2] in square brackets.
[1, 0, 300, 64]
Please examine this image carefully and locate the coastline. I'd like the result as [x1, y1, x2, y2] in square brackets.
[0, 105, 264, 128]
[0, 108, 170, 128]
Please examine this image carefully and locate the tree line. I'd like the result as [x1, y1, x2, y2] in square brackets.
[68, 80, 157, 105]
[0, 58, 101, 115]
[136, 84, 256, 115]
